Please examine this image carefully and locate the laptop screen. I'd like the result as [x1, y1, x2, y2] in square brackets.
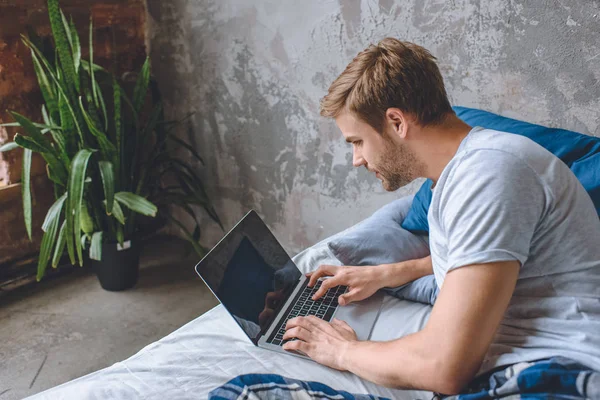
[195, 211, 302, 344]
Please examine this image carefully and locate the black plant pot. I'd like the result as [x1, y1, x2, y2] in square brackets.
[90, 239, 141, 291]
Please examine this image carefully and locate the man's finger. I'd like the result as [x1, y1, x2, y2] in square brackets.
[312, 277, 338, 300]
[331, 318, 353, 333]
[308, 265, 338, 287]
[286, 316, 315, 330]
[282, 338, 310, 355]
[338, 288, 361, 306]
[304, 315, 340, 336]
[282, 326, 311, 341]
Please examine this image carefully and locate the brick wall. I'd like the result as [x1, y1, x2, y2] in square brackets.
[0, 0, 147, 289]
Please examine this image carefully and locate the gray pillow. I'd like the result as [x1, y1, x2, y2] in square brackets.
[327, 195, 438, 305]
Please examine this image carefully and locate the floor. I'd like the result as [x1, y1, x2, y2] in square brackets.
[0, 235, 219, 400]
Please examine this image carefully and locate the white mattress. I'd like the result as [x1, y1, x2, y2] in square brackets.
[27, 241, 434, 400]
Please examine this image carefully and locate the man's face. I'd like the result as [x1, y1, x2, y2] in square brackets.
[335, 111, 419, 191]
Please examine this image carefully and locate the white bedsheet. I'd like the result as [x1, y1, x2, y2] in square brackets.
[28, 241, 434, 400]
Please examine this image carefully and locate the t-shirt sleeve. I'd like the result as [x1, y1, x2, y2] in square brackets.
[440, 149, 547, 272]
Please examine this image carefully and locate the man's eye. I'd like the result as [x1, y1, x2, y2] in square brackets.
[354, 140, 362, 146]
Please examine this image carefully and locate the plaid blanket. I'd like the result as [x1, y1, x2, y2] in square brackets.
[209, 357, 599, 399]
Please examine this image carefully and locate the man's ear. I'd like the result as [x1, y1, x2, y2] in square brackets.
[385, 108, 408, 139]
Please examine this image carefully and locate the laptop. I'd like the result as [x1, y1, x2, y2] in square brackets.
[195, 210, 384, 359]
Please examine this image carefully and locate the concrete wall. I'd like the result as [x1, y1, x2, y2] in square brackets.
[147, 0, 600, 254]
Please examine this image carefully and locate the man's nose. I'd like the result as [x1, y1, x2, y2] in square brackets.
[352, 148, 365, 167]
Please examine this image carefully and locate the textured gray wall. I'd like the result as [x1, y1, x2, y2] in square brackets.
[147, 0, 600, 254]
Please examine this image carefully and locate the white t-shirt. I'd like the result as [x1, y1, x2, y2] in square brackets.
[428, 127, 600, 374]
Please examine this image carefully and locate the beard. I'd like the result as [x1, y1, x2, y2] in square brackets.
[373, 137, 422, 192]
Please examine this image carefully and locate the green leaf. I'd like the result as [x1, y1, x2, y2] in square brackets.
[41, 104, 67, 154]
[83, 81, 103, 134]
[158, 111, 195, 127]
[116, 225, 124, 246]
[89, 17, 98, 108]
[170, 199, 198, 223]
[14, 134, 68, 185]
[60, 10, 73, 52]
[0, 121, 61, 130]
[167, 134, 204, 165]
[98, 161, 115, 213]
[115, 192, 157, 217]
[45, 156, 69, 188]
[52, 220, 67, 268]
[22, 148, 32, 241]
[10, 111, 69, 172]
[169, 172, 222, 229]
[31, 48, 58, 120]
[89, 231, 103, 261]
[22, 35, 84, 144]
[113, 75, 122, 179]
[41, 104, 50, 125]
[106, 199, 125, 225]
[131, 102, 162, 188]
[169, 202, 205, 244]
[42, 193, 66, 232]
[48, 0, 79, 93]
[93, 78, 108, 131]
[69, 17, 81, 73]
[140, 102, 162, 144]
[55, 47, 60, 79]
[45, 126, 68, 166]
[58, 90, 76, 145]
[80, 202, 94, 234]
[165, 214, 206, 257]
[46, 164, 64, 186]
[80, 60, 106, 73]
[66, 149, 94, 266]
[9, 111, 53, 150]
[0, 142, 19, 152]
[78, 97, 116, 162]
[161, 161, 213, 220]
[14, 133, 51, 153]
[132, 57, 150, 114]
[37, 204, 61, 281]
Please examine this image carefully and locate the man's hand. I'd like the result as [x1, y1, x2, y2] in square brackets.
[307, 265, 382, 305]
[308, 256, 433, 305]
[282, 316, 357, 370]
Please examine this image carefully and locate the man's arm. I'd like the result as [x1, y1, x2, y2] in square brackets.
[284, 260, 519, 394]
[309, 255, 433, 304]
[379, 255, 432, 288]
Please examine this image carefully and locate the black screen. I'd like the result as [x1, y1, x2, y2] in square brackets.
[196, 211, 302, 344]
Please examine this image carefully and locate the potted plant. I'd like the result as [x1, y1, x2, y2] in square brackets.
[0, 0, 221, 291]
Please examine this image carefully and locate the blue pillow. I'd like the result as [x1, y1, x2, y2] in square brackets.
[399, 179, 433, 235]
[401, 106, 600, 233]
[327, 195, 438, 305]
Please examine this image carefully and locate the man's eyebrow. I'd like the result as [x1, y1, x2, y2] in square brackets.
[345, 136, 359, 143]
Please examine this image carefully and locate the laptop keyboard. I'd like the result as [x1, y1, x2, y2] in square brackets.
[266, 280, 348, 346]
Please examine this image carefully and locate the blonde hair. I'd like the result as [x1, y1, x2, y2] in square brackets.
[320, 38, 452, 131]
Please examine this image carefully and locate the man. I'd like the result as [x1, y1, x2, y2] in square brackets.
[279, 38, 600, 394]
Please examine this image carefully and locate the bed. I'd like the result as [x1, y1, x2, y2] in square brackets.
[26, 234, 434, 400]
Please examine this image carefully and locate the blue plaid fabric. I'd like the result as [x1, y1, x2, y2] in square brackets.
[209, 357, 599, 400]
[209, 373, 387, 399]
